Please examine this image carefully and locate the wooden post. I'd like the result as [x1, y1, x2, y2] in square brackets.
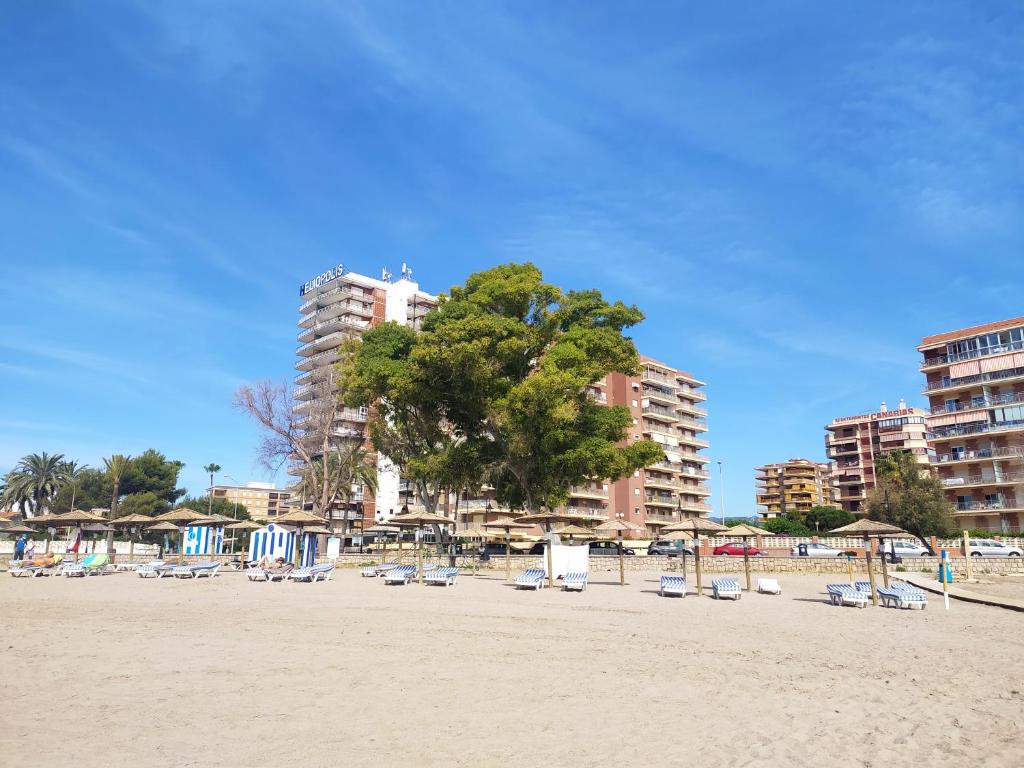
[178, 527, 185, 564]
[963, 530, 973, 580]
[846, 554, 854, 584]
[618, 534, 625, 586]
[505, 530, 511, 582]
[879, 536, 890, 588]
[545, 539, 555, 589]
[417, 529, 424, 585]
[742, 538, 752, 592]
[864, 535, 878, 606]
[694, 533, 703, 597]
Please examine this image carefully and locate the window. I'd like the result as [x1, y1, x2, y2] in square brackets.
[631, 399, 638, 407]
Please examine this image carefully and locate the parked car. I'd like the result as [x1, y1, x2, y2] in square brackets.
[791, 542, 843, 558]
[713, 542, 763, 557]
[967, 539, 1023, 557]
[647, 540, 695, 557]
[589, 541, 636, 556]
[877, 540, 931, 561]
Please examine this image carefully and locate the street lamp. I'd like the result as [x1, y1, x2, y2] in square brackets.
[717, 460, 727, 525]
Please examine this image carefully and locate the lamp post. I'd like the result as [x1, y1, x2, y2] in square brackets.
[717, 461, 727, 525]
[224, 474, 242, 554]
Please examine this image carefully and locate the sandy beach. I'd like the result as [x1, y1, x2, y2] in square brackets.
[1, 569, 1021, 768]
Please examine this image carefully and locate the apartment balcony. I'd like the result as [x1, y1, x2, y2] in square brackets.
[299, 283, 373, 314]
[924, 366, 1024, 395]
[295, 349, 342, 371]
[564, 506, 606, 519]
[676, 416, 707, 432]
[296, 331, 352, 357]
[678, 434, 710, 449]
[641, 369, 677, 387]
[642, 386, 677, 406]
[941, 471, 1024, 489]
[683, 483, 711, 497]
[587, 388, 607, 404]
[569, 485, 607, 500]
[679, 452, 710, 465]
[931, 419, 1024, 442]
[826, 445, 859, 459]
[678, 465, 710, 479]
[933, 446, 1024, 464]
[930, 391, 1024, 415]
[675, 401, 708, 418]
[921, 339, 1024, 370]
[297, 316, 371, 343]
[955, 496, 1021, 512]
[834, 474, 863, 486]
[644, 495, 677, 509]
[677, 386, 707, 402]
[644, 474, 680, 491]
[642, 404, 678, 423]
[678, 500, 713, 514]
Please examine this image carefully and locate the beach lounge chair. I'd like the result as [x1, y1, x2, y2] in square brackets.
[757, 578, 782, 595]
[264, 563, 295, 582]
[712, 578, 742, 600]
[424, 566, 459, 586]
[562, 571, 588, 592]
[290, 563, 335, 583]
[876, 583, 928, 609]
[361, 561, 398, 577]
[827, 584, 869, 607]
[172, 561, 220, 579]
[62, 554, 109, 577]
[383, 565, 416, 585]
[10, 555, 63, 577]
[659, 575, 686, 597]
[138, 561, 175, 578]
[246, 567, 269, 582]
[514, 568, 546, 590]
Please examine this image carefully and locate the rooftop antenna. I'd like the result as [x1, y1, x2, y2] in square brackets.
[381, 267, 392, 282]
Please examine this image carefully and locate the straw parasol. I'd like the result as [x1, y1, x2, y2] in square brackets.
[388, 510, 453, 584]
[146, 521, 181, 532]
[663, 517, 729, 597]
[151, 508, 211, 563]
[515, 509, 577, 588]
[1, 523, 35, 535]
[50, 510, 110, 562]
[109, 514, 155, 562]
[266, 510, 326, 567]
[483, 516, 536, 582]
[555, 524, 596, 541]
[364, 523, 401, 564]
[455, 527, 492, 575]
[725, 523, 770, 592]
[830, 519, 906, 605]
[595, 517, 646, 586]
[23, 513, 64, 554]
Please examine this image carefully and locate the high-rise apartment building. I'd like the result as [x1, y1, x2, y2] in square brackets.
[825, 401, 931, 513]
[755, 458, 834, 520]
[210, 482, 292, 520]
[918, 317, 1024, 532]
[560, 357, 710, 537]
[295, 263, 436, 532]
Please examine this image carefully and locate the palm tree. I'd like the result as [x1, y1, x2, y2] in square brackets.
[103, 455, 132, 559]
[203, 463, 221, 516]
[60, 460, 89, 512]
[2, 452, 66, 517]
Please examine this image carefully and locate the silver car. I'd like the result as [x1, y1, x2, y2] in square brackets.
[791, 542, 843, 557]
[877, 540, 931, 560]
[967, 538, 1023, 557]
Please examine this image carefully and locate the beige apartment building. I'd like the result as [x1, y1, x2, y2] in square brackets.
[918, 316, 1024, 532]
[755, 458, 834, 520]
[825, 401, 931, 513]
[210, 482, 292, 521]
[295, 263, 437, 532]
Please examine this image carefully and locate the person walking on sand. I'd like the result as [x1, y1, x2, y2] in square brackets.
[13, 534, 28, 562]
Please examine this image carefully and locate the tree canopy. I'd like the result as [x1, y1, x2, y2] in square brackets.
[865, 450, 955, 543]
[348, 263, 665, 515]
[180, 496, 251, 521]
[803, 506, 855, 532]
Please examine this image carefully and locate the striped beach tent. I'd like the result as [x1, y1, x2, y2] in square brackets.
[182, 525, 225, 556]
[247, 524, 318, 566]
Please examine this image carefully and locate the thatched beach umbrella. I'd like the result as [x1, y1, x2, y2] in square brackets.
[594, 517, 645, 586]
[25, 513, 62, 554]
[455, 526, 490, 576]
[662, 517, 729, 597]
[224, 519, 262, 555]
[365, 524, 401, 564]
[725, 523, 770, 592]
[52, 510, 109, 562]
[829, 519, 906, 606]
[110, 514, 155, 562]
[145, 520, 181, 555]
[1, 523, 35, 535]
[152, 508, 210, 563]
[482, 516, 534, 582]
[516, 509, 577, 588]
[555, 524, 596, 542]
[388, 510, 453, 584]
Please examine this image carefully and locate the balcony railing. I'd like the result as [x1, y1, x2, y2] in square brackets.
[299, 283, 373, 314]
[643, 404, 678, 420]
[956, 497, 1014, 512]
[932, 419, 1024, 440]
[930, 391, 1024, 415]
[934, 446, 1024, 464]
[925, 366, 1024, 393]
[942, 472, 1024, 487]
[922, 339, 1024, 368]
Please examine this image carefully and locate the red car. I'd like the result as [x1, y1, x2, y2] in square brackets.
[713, 542, 763, 556]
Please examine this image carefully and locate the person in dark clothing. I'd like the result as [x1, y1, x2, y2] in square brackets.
[13, 534, 28, 561]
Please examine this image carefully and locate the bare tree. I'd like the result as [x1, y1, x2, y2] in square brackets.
[234, 363, 365, 519]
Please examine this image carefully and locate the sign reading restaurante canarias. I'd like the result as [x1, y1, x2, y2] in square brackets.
[299, 264, 345, 296]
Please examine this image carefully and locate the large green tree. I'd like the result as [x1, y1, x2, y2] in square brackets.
[866, 450, 955, 544]
[116, 491, 169, 518]
[180, 496, 251, 521]
[51, 468, 111, 513]
[2, 452, 66, 516]
[409, 263, 664, 514]
[121, 449, 186, 505]
[803, 506, 855, 533]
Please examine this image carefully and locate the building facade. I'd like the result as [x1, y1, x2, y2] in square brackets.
[558, 357, 710, 538]
[210, 482, 292, 521]
[295, 263, 437, 532]
[755, 458, 834, 520]
[918, 317, 1024, 532]
[825, 401, 932, 514]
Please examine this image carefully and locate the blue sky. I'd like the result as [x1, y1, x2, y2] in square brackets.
[1, 2, 1022, 513]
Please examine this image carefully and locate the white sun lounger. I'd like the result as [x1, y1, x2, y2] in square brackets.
[362, 562, 399, 577]
[659, 575, 686, 597]
[562, 571, 588, 592]
[172, 561, 220, 579]
[9, 564, 47, 577]
[712, 578, 742, 600]
[137, 561, 175, 578]
[246, 567, 269, 582]
[827, 584, 869, 607]
[424, 566, 459, 586]
[857, 581, 928, 609]
[290, 563, 335, 583]
[757, 578, 782, 595]
[514, 568, 546, 590]
[383, 565, 416, 585]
